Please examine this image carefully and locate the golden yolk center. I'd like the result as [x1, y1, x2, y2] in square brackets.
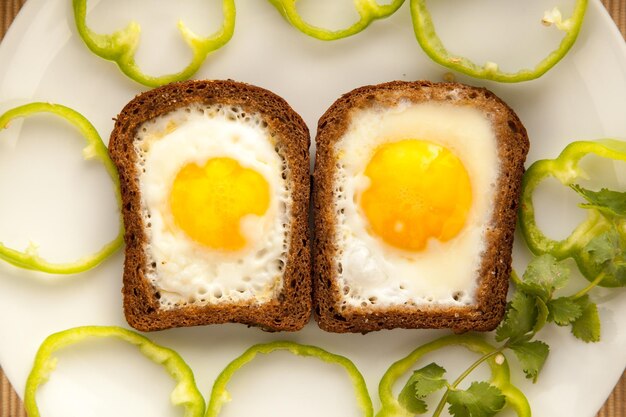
[169, 157, 270, 251]
[359, 139, 472, 251]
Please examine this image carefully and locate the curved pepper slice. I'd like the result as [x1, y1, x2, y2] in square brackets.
[519, 139, 626, 287]
[268, 0, 405, 40]
[0, 103, 123, 274]
[206, 341, 373, 417]
[377, 334, 530, 417]
[410, 0, 587, 82]
[24, 326, 205, 417]
[73, 0, 236, 87]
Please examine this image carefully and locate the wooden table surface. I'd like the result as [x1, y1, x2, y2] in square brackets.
[1, 1, 625, 416]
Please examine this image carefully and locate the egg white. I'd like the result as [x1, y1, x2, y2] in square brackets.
[334, 100, 499, 309]
[135, 103, 291, 308]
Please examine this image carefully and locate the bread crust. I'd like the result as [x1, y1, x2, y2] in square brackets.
[109, 80, 311, 332]
[313, 80, 529, 333]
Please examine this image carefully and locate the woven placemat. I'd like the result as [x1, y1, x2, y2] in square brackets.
[0, 1, 625, 416]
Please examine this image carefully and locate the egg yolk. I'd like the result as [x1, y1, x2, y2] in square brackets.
[169, 157, 270, 251]
[359, 139, 472, 251]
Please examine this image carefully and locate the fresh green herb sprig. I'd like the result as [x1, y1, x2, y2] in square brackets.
[377, 333, 529, 417]
[398, 362, 510, 417]
[568, 185, 626, 289]
[508, 253, 604, 344]
[389, 252, 612, 417]
[519, 139, 626, 288]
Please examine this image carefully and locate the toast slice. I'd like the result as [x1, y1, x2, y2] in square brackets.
[313, 81, 529, 333]
[109, 80, 311, 332]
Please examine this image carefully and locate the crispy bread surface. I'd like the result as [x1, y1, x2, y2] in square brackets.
[109, 80, 311, 332]
[313, 81, 529, 333]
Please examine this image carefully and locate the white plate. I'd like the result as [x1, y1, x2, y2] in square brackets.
[0, 0, 625, 416]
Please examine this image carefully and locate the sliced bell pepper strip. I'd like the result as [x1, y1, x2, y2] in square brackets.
[206, 341, 373, 417]
[72, 0, 236, 87]
[0, 103, 123, 274]
[409, 0, 587, 82]
[519, 139, 626, 287]
[24, 326, 205, 417]
[268, 0, 405, 40]
[377, 334, 530, 417]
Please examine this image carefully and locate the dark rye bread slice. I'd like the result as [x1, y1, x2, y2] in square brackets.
[109, 79, 311, 332]
[313, 80, 529, 333]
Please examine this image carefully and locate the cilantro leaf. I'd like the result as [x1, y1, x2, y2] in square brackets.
[518, 254, 570, 300]
[581, 227, 626, 286]
[410, 363, 448, 397]
[398, 363, 447, 414]
[495, 291, 537, 343]
[398, 387, 427, 414]
[571, 295, 601, 342]
[547, 297, 583, 325]
[570, 184, 626, 217]
[509, 340, 550, 382]
[448, 402, 471, 417]
[584, 227, 623, 265]
[447, 382, 505, 417]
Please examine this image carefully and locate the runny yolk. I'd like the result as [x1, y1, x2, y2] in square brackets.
[169, 157, 270, 251]
[359, 139, 472, 252]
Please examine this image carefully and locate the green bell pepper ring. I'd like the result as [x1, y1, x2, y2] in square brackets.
[73, 0, 236, 88]
[206, 341, 373, 417]
[268, 0, 405, 41]
[0, 102, 123, 274]
[377, 334, 530, 417]
[410, 0, 587, 82]
[519, 139, 626, 287]
[24, 326, 205, 417]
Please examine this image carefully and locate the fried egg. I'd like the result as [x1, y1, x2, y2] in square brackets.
[334, 101, 498, 308]
[134, 103, 290, 308]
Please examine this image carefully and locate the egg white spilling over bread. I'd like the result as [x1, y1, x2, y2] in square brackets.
[109, 80, 311, 332]
[313, 81, 529, 333]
